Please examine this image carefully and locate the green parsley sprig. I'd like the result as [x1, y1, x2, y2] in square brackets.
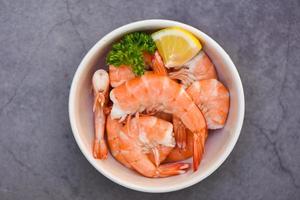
[106, 32, 156, 76]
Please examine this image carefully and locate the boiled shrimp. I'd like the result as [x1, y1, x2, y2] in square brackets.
[169, 51, 217, 87]
[131, 114, 175, 166]
[110, 74, 207, 171]
[118, 115, 189, 177]
[187, 79, 230, 129]
[107, 114, 173, 168]
[92, 69, 110, 159]
[109, 65, 135, 87]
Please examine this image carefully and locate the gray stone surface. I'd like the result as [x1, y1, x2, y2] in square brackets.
[0, 0, 299, 199]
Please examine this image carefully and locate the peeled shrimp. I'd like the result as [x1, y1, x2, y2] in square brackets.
[119, 115, 189, 177]
[187, 79, 230, 129]
[92, 70, 110, 159]
[169, 51, 217, 87]
[109, 65, 135, 87]
[107, 114, 172, 168]
[110, 74, 207, 171]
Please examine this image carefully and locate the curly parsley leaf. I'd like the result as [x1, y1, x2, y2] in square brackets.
[106, 32, 156, 76]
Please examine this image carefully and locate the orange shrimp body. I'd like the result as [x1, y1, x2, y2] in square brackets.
[110, 74, 207, 171]
[187, 79, 230, 129]
[107, 114, 175, 168]
[119, 116, 189, 177]
[187, 51, 217, 81]
[109, 65, 135, 87]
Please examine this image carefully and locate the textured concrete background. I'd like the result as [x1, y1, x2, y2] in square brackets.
[0, 0, 299, 199]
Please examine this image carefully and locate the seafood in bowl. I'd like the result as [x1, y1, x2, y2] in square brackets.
[69, 20, 244, 192]
[92, 27, 230, 177]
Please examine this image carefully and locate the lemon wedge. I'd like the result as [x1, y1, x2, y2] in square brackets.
[151, 27, 202, 68]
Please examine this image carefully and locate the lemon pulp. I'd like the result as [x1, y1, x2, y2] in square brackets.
[151, 27, 202, 68]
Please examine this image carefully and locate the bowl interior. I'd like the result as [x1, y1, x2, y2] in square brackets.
[69, 20, 244, 193]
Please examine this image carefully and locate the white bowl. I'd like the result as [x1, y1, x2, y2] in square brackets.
[69, 19, 245, 193]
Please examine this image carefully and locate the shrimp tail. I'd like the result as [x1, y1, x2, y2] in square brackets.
[157, 163, 190, 177]
[173, 116, 187, 149]
[93, 139, 108, 159]
[192, 130, 207, 171]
